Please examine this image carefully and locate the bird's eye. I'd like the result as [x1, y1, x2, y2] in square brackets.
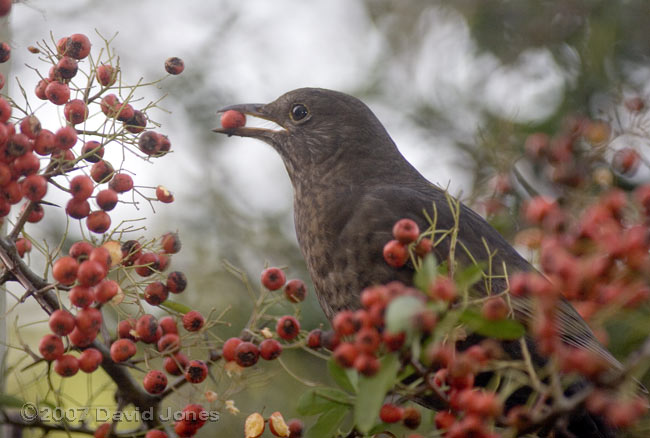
[290, 104, 309, 122]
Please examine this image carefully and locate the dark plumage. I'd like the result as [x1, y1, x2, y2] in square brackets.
[214, 88, 618, 437]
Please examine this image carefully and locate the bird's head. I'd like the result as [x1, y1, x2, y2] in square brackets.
[213, 88, 403, 182]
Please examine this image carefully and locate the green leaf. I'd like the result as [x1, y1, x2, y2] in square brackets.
[158, 300, 192, 314]
[454, 262, 485, 291]
[0, 394, 26, 408]
[414, 253, 437, 292]
[296, 387, 353, 416]
[385, 295, 422, 335]
[306, 405, 349, 438]
[354, 353, 400, 434]
[328, 358, 358, 393]
[459, 308, 525, 340]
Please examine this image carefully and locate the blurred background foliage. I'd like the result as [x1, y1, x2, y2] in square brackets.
[4, 0, 650, 436]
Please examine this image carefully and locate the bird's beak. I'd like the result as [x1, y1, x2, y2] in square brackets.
[212, 103, 284, 139]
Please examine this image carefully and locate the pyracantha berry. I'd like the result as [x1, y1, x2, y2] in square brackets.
[284, 279, 307, 303]
[182, 310, 204, 332]
[54, 354, 80, 377]
[164, 57, 185, 75]
[235, 341, 260, 367]
[143, 370, 167, 394]
[167, 271, 187, 293]
[393, 218, 419, 244]
[261, 267, 286, 290]
[39, 334, 64, 361]
[144, 281, 169, 306]
[184, 359, 208, 383]
[221, 110, 246, 130]
[78, 348, 103, 373]
[276, 315, 300, 340]
[259, 339, 282, 360]
[110, 338, 137, 362]
[52, 256, 79, 285]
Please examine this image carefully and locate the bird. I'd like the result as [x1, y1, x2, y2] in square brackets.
[213, 88, 618, 437]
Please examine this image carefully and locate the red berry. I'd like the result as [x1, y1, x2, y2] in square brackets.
[35, 79, 50, 100]
[235, 341, 260, 367]
[382, 331, 406, 351]
[90, 160, 114, 183]
[19, 115, 41, 139]
[221, 110, 246, 130]
[62, 33, 91, 59]
[180, 403, 207, 429]
[124, 110, 147, 133]
[284, 279, 307, 303]
[159, 232, 181, 254]
[321, 330, 341, 351]
[355, 327, 381, 354]
[354, 354, 380, 376]
[56, 56, 78, 79]
[136, 314, 159, 343]
[96, 64, 117, 86]
[54, 354, 80, 377]
[39, 334, 64, 361]
[135, 252, 160, 276]
[117, 319, 136, 340]
[45, 81, 70, 105]
[77, 260, 107, 287]
[164, 57, 185, 75]
[69, 285, 94, 308]
[415, 237, 433, 257]
[138, 131, 162, 156]
[164, 352, 189, 376]
[95, 279, 120, 303]
[110, 338, 137, 362]
[70, 175, 95, 200]
[7, 132, 32, 157]
[66, 198, 90, 219]
[78, 348, 103, 373]
[185, 359, 208, 383]
[108, 172, 133, 193]
[76, 307, 102, 334]
[159, 316, 178, 335]
[69, 327, 96, 347]
[306, 329, 322, 349]
[81, 140, 104, 162]
[383, 239, 408, 268]
[0, 96, 10, 122]
[54, 126, 77, 149]
[379, 403, 404, 423]
[260, 339, 282, 360]
[167, 271, 187, 293]
[333, 342, 358, 368]
[0, 41, 9, 63]
[261, 267, 286, 290]
[68, 240, 94, 262]
[288, 419, 303, 438]
[156, 185, 174, 203]
[222, 337, 243, 362]
[143, 370, 167, 394]
[157, 333, 180, 354]
[21, 174, 47, 201]
[64, 99, 88, 125]
[182, 310, 204, 331]
[0, 0, 11, 17]
[332, 310, 358, 336]
[481, 296, 509, 321]
[393, 218, 420, 244]
[430, 275, 457, 302]
[86, 210, 111, 234]
[27, 204, 45, 223]
[14, 152, 41, 176]
[144, 281, 169, 306]
[613, 147, 641, 175]
[276, 315, 300, 340]
[15, 237, 32, 257]
[52, 256, 79, 285]
[96, 189, 118, 211]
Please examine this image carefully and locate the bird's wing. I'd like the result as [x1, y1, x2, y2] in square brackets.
[339, 183, 623, 370]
